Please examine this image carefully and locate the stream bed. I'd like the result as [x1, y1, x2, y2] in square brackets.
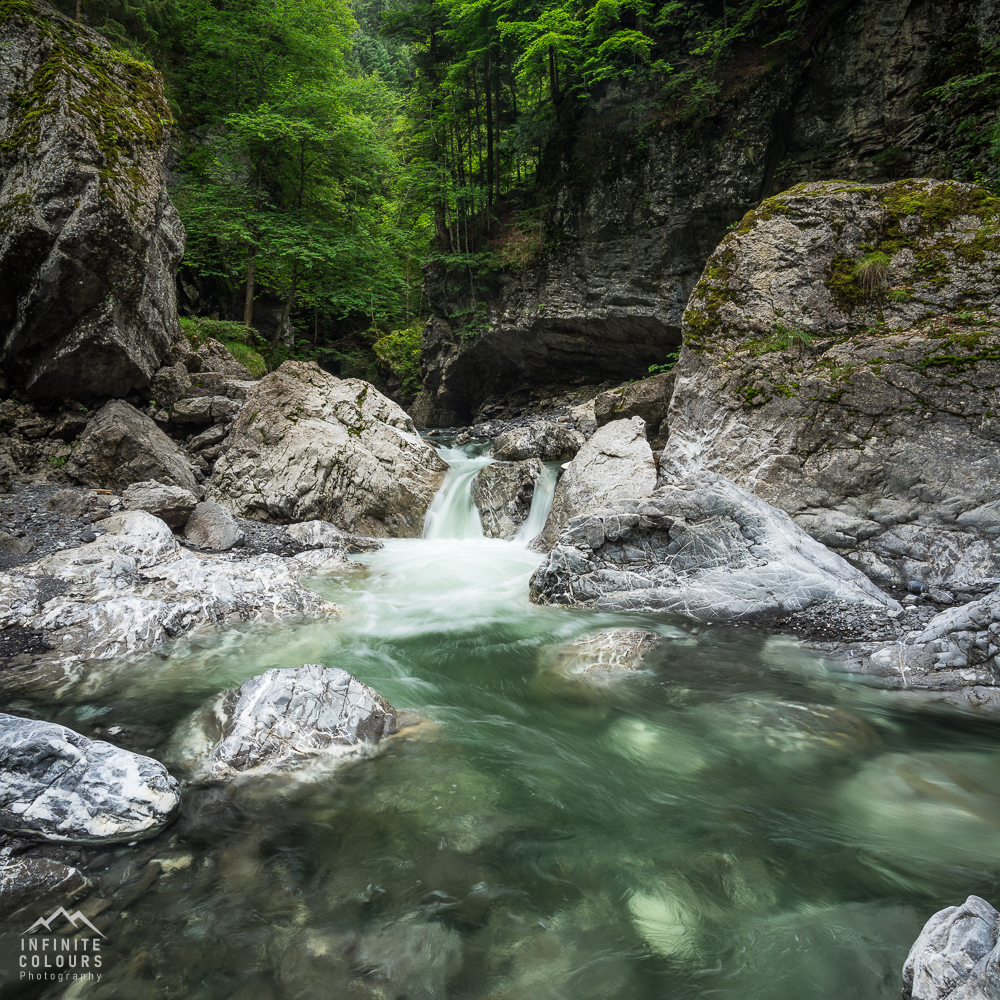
[19, 442, 1000, 999]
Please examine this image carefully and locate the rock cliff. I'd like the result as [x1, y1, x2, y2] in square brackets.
[0, 0, 184, 400]
[414, 0, 999, 425]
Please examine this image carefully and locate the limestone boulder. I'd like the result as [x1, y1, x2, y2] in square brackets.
[903, 895, 1000, 1000]
[529, 472, 898, 620]
[535, 417, 656, 550]
[471, 459, 543, 539]
[65, 400, 198, 492]
[0, 714, 179, 843]
[0, 1, 184, 400]
[122, 480, 198, 527]
[183, 500, 244, 550]
[666, 179, 1000, 591]
[491, 420, 585, 462]
[209, 361, 447, 536]
[177, 664, 396, 779]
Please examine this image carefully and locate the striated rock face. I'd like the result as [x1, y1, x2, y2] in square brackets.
[210, 361, 447, 536]
[65, 399, 198, 492]
[536, 417, 656, 551]
[0, 511, 347, 699]
[0, 714, 179, 844]
[903, 895, 1000, 1000]
[471, 459, 542, 539]
[665, 179, 1000, 591]
[0, 0, 184, 400]
[176, 664, 396, 779]
[529, 473, 897, 619]
[414, 0, 996, 425]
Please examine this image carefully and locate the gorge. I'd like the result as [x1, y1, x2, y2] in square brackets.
[3, 0, 1000, 997]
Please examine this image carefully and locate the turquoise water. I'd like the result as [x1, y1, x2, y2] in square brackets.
[23, 444, 1000, 999]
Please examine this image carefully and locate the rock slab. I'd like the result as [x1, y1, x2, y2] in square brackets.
[184, 500, 244, 550]
[491, 420, 585, 462]
[210, 361, 447, 536]
[0, 1, 184, 399]
[122, 480, 198, 527]
[536, 417, 656, 550]
[0, 714, 179, 843]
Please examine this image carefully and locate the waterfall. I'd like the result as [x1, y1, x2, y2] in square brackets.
[515, 462, 559, 542]
[422, 440, 558, 544]
[422, 443, 494, 540]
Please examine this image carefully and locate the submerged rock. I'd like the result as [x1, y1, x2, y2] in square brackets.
[535, 417, 656, 551]
[903, 895, 1000, 1000]
[210, 361, 447, 536]
[122, 480, 198, 527]
[0, 511, 346, 697]
[0, 714, 179, 843]
[491, 420, 584, 462]
[666, 179, 1000, 592]
[65, 400, 198, 492]
[545, 628, 664, 684]
[529, 472, 897, 619]
[0, 854, 89, 921]
[471, 459, 543, 539]
[0, 1, 184, 400]
[178, 664, 396, 779]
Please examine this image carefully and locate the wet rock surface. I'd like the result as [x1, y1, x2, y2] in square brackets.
[178, 664, 397, 779]
[284, 518, 384, 553]
[0, 714, 180, 844]
[530, 472, 897, 620]
[210, 360, 447, 536]
[0, 0, 184, 400]
[545, 628, 665, 684]
[471, 459, 543, 539]
[903, 895, 1000, 1000]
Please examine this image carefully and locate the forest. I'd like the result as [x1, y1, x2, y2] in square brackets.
[45, 0, 1000, 396]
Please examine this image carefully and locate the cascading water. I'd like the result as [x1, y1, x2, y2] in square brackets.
[18, 438, 1000, 1000]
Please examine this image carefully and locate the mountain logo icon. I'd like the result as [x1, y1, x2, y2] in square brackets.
[22, 907, 106, 938]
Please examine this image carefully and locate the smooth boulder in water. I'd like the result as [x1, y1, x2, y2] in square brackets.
[178, 664, 397, 779]
[903, 895, 1000, 1000]
[529, 472, 898, 620]
[0, 714, 180, 843]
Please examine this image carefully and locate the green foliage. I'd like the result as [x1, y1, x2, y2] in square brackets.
[179, 316, 268, 377]
[373, 322, 423, 395]
[853, 251, 892, 294]
[648, 350, 680, 374]
[887, 288, 912, 303]
[748, 322, 817, 356]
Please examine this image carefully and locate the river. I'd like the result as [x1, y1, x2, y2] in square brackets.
[30, 440, 1000, 999]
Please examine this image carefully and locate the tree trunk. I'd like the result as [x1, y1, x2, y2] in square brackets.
[76, 0, 82, 21]
[485, 53, 494, 216]
[243, 259, 255, 331]
[495, 68, 502, 203]
[272, 263, 298, 349]
[549, 47, 559, 107]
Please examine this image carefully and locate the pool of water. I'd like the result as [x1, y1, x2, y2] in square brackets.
[19, 443, 1000, 999]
